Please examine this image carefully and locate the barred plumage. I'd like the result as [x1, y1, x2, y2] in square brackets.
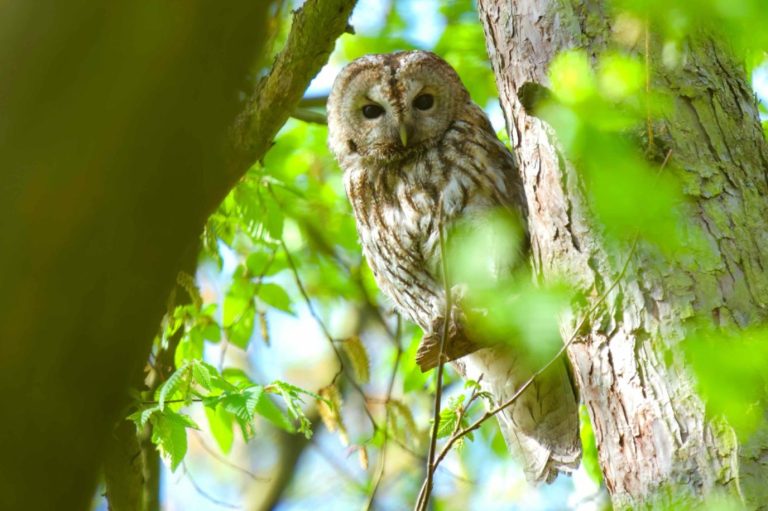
[327, 50, 581, 483]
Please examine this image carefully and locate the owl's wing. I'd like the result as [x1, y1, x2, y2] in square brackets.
[456, 346, 582, 483]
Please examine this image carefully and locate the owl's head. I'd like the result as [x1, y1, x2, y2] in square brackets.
[327, 50, 470, 163]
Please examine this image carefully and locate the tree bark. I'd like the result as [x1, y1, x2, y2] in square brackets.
[478, 0, 768, 508]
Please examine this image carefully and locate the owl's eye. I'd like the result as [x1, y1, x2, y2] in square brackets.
[362, 104, 384, 119]
[413, 94, 434, 111]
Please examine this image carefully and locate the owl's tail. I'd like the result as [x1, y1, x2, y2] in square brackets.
[457, 346, 582, 483]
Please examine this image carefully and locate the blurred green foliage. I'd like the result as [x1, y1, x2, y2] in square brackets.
[683, 326, 768, 440]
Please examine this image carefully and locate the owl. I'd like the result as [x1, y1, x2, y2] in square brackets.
[327, 50, 581, 483]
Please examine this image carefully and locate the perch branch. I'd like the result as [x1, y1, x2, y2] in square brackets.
[227, 0, 357, 185]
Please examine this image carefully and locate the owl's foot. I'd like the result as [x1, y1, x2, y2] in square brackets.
[415, 304, 479, 372]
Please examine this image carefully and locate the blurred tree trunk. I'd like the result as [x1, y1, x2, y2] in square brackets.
[0, 1, 271, 509]
[478, 0, 768, 509]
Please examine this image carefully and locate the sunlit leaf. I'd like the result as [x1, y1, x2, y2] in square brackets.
[151, 409, 199, 471]
[258, 282, 294, 315]
[205, 404, 235, 454]
[549, 50, 597, 104]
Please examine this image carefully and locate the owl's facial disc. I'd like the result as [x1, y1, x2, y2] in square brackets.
[351, 76, 451, 158]
[328, 51, 469, 163]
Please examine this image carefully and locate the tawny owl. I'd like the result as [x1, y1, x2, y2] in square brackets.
[327, 50, 581, 483]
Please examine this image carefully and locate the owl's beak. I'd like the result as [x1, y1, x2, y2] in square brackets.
[399, 124, 409, 147]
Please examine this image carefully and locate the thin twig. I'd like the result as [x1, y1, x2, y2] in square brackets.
[298, 95, 329, 108]
[415, 206, 451, 511]
[192, 431, 270, 482]
[291, 108, 327, 125]
[310, 440, 369, 492]
[280, 237, 345, 384]
[364, 316, 403, 511]
[181, 461, 241, 509]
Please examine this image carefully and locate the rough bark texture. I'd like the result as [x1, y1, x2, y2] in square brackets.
[478, 0, 768, 508]
[229, 0, 357, 186]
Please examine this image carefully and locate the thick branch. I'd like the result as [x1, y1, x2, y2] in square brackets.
[228, 0, 356, 184]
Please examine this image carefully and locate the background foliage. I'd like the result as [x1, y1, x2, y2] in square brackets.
[111, 1, 768, 510]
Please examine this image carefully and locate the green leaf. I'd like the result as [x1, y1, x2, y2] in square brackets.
[205, 404, 235, 454]
[158, 361, 192, 409]
[222, 368, 253, 388]
[436, 406, 459, 439]
[128, 405, 160, 429]
[227, 306, 255, 349]
[683, 326, 768, 440]
[246, 251, 274, 276]
[548, 50, 596, 104]
[200, 322, 221, 343]
[256, 392, 295, 433]
[191, 360, 212, 391]
[579, 405, 603, 484]
[174, 330, 204, 367]
[258, 283, 294, 314]
[263, 193, 284, 240]
[151, 409, 199, 471]
[223, 291, 252, 327]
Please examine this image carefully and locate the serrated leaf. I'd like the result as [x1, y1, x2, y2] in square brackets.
[258, 283, 294, 314]
[256, 392, 295, 433]
[220, 393, 250, 421]
[158, 362, 192, 409]
[270, 381, 320, 436]
[128, 405, 160, 429]
[436, 407, 459, 439]
[192, 360, 212, 391]
[272, 380, 322, 401]
[151, 409, 199, 471]
[436, 395, 467, 440]
[342, 336, 370, 384]
[245, 386, 264, 416]
[205, 404, 235, 454]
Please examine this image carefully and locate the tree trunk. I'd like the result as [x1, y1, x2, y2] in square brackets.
[0, 2, 270, 509]
[478, 0, 768, 508]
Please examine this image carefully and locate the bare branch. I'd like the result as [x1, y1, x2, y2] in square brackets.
[415, 206, 451, 511]
[291, 108, 327, 125]
[364, 316, 403, 511]
[299, 95, 330, 108]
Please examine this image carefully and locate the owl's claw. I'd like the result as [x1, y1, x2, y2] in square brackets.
[415, 303, 479, 372]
